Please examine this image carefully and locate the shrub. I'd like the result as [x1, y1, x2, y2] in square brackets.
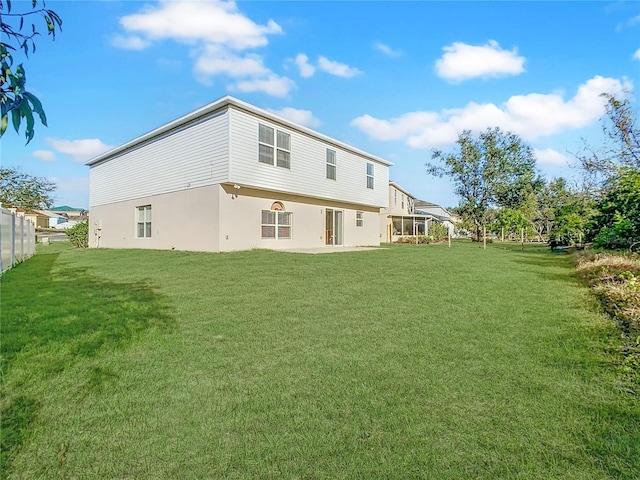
[66, 221, 89, 248]
[576, 251, 640, 389]
[588, 168, 640, 250]
[428, 222, 448, 242]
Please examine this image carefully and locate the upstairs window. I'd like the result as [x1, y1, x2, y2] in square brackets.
[136, 205, 152, 238]
[366, 163, 374, 189]
[258, 124, 274, 165]
[326, 149, 336, 180]
[401, 194, 405, 209]
[394, 189, 397, 205]
[276, 131, 291, 168]
[259, 124, 291, 169]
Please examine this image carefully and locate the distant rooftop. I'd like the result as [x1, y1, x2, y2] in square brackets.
[413, 199, 440, 208]
[51, 206, 82, 211]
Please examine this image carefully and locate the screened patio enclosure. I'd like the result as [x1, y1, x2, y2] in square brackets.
[384, 214, 438, 242]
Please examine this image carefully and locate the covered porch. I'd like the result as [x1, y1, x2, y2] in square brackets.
[383, 214, 438, 243]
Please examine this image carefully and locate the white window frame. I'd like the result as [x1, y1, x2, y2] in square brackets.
[276, 130, 291, 169]
[261, 210, 292, 239]
[356, 211, 364, 227]
[258, 124, 275, 165]
[401, 194, 405, 209]
[326, 148, 336, 180]
[259, 123, 291, 169]
[366, 163, 374, 189]
[136, 205, 152, 238]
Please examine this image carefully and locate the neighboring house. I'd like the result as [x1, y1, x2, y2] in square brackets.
[22, 210, 50, 229]
[413, 199, 455, 236]
[50, 206, 86, 218]
[380, 182, 438, 242]
[87, 96, 391, 252]
[34, 210, 69, 228]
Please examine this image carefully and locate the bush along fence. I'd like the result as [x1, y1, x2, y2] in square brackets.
[1, 206, 36, 274]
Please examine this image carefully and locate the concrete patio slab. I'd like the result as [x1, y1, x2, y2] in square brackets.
[279, 246, 385, 254]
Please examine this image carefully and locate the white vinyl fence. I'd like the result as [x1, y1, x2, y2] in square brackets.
[1, 207, 36, 274]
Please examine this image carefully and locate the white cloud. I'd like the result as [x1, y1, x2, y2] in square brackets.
[317, 56, 362, 78]
[111, 35, 151, 51]
[114, 0, 290, 97]
[351, 112, 440, 141]
[294, 53, 315, 78]
[351, 75, 632, 149]
[534, 148, 572, 167]
[615, 14, 640, 33]
[45, 138, 114, 162]
[33, 150, 56, 162]
[118, 0, 282, 50]
[634, 48, 640, 61]
[229, 75, 295, 98]
[435, 40, 525, 82]
[374, 42, 402, 58]
[194, 45, 268, 78]
[290, 53, 361, 79]
[268, 107, 320, 128]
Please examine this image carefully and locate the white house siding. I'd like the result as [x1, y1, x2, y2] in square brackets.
[89, 109, 229, 207]
[227, 107, 388, 209]
[89, 185, 221, 251]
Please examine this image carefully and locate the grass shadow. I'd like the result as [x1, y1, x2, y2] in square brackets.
[0, 248, 175, 478]
[493, 244, 582, 284]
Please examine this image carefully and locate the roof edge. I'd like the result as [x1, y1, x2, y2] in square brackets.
[86, 96, 393, 167]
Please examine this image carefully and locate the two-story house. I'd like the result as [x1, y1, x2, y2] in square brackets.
[87, 96, 391, 252]
[380, 182, 440, 242]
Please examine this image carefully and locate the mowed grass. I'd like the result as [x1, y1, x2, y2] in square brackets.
[1, 241, 638, 479]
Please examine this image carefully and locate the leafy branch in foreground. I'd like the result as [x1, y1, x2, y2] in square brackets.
[1, 0, 62, 144]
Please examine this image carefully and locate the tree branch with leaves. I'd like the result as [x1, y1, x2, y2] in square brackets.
[1, 0, 62, 144]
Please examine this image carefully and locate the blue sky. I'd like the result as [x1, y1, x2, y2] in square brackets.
[2, 0, 639, 209]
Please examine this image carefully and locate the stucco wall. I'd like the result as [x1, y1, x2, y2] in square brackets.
[216, 185, 380, 252]
[89, 184, 220, 251]
[89, 184, 381, 252]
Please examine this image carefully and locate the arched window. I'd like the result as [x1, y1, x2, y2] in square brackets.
[262, 202, 291, 239]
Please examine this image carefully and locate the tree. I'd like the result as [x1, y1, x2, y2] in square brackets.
[426, 128, 539, 241]
[587, 168, 640, 249]
[572, 92, 640, 249]
[548, 201, 591, 247]
[576, 93, 640, 188]
[496, 208, 530, 239]
[1, 0, 62, 144]
[0, 167, 55, 209]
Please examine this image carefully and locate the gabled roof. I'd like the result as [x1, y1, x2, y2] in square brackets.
[86, 96, 393, 167]
[413, 199, 440, 208]
[20, 209, 48, 216]
[35, 210, 68, 219]
[414, 199, 453, 220]
[389, 181, 414, 198]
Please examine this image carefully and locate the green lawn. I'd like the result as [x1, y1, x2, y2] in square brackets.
[1, 241, 638, 479]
